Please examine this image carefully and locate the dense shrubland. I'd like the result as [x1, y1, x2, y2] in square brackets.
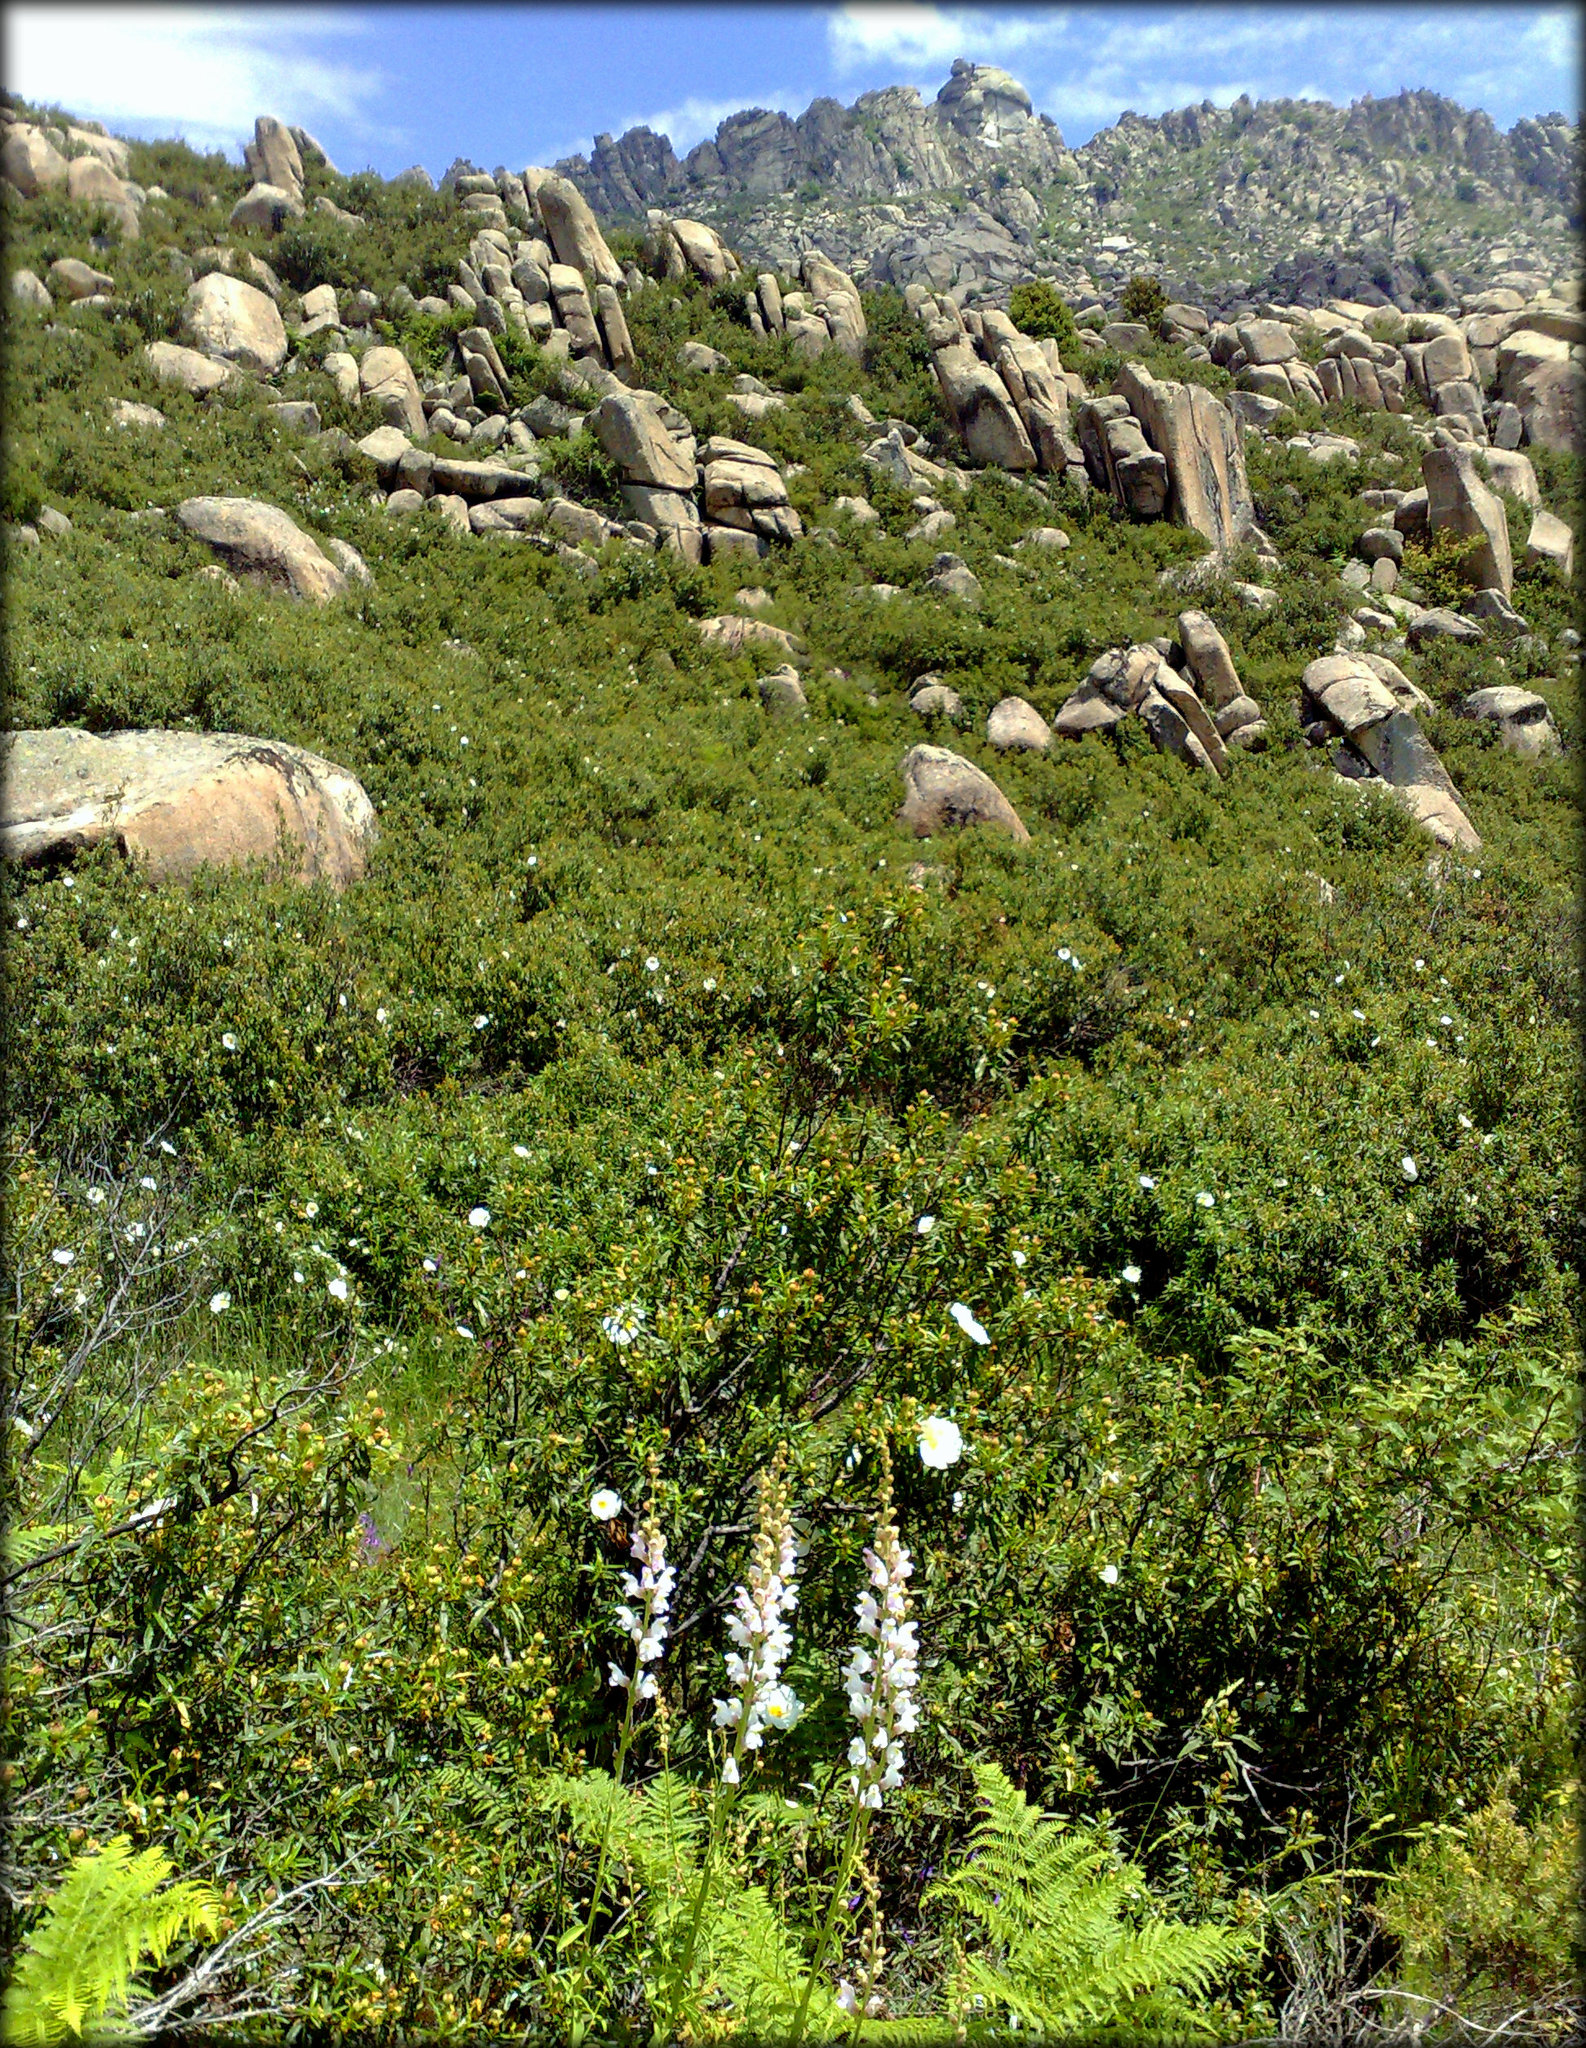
[2, 120, 1580, 2042]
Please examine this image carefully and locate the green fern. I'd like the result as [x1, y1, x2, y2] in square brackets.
[534, 1769, 838, 2039]
[4, 1836, 221, 2045]
[900, 1763, 1252, 2042]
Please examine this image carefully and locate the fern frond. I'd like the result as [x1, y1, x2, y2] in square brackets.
[927, 1765, 1252, 2040]
[4, 1836, 220, 2046]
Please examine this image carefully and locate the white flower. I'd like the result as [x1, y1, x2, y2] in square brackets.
[455, 1323, 475, 1340]
[1401, 1156, 1418, 1182]
[949, 1301, 989, 1345]
[304, 1201, 318, 1219]
[208, 1290, 230, 1312]
[1121, 1264, 1142, 1285]
[1139, 1174, 1156, 1190]
[328, 1276, 349, 1301]
[138, 1175, 156, 1191]
[221, 1032, 238, 1051]
[602, 1308, 642, 1346]
[915, 1214, 934, 1234]
[845, 1474, 918, 1811]
[473, 1014, 489, 1031]
[293, 1269, 304, 1285]
[702, 976, 717, 991]
[85, 1189, 105, 1207]
[1100, 1563, 1120, 1585]
[917, 1415, 964, 1469]
[157, 1140, 176, 1156]
[468, 1206, 490, 1228]
[1011, 1248, 1026, 1267]
[952, 1489, 965, 1511]
[645, 956, 659, 972]
[1196, 1191, 1215, 1208]
[513, 1144, 530, 1158]
[51, 1248, 75, 1267]
[590, 1487, 624, 1521]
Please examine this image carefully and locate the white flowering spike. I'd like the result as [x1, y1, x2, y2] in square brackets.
[843, 1447, 918, 1812]
[611, 1488, 675, 1705]
[711, 1454, 802, 1785]
[917, 1415, 964, 1470]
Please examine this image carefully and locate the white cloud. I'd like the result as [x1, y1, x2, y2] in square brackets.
[828, 4, 1066, 75]
[618, 92, 803, 155]
[6, 5, 390, 156]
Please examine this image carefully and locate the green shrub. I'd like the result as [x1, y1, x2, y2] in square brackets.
[1121, 273, 1169, 328]
[1009, 279, 1077, 347]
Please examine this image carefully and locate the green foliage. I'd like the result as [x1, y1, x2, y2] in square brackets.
[1008, 280, 1077, 348]
[919, 1763, 1254, 2039]
[4, 1837, 221, 2044]
[1373, 1780, 1580, 2033]
[1120, 274, 1169, 329]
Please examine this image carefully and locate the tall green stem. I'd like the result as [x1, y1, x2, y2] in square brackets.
[580, 1688, 639, 1955]
[788, 1803, 870, 2047]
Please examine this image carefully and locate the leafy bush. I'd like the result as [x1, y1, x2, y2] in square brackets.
[1121, 273, 1169, 328]
[1009, 279, 1077, 348]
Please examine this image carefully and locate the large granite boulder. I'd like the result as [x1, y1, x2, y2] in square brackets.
[897, 744, 1029, 842]
[229, 183, 304, 233]
[1457, 687, 1562, 761]
[932, 342, 1035, 470]
[1, 124, 69, 196]
[1, 727, 376, 887]
[588, 390, 696, 489]
[1054, 645, 1226, 775]
[1116, 364, 1254, 553]
[1302, 654, 1480, 850]
[244, 115, 305, 197]
[1423, 445, 1513, 595]
[358, 345, 427, 439]
[986, 696, 1051, 751]
[173, 498, 349, 604]
[801, 250, 866, 361]
[143, 340, 233, 396]
[184, 272, 288, 375]
[66, 154, 140, 236]
[1076, 397, 1169, 518]
[534, 172, 625, 287]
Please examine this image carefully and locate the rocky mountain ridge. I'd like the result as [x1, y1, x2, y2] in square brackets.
[552, 62, 1580, 314]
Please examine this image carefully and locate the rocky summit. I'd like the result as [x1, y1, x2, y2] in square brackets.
[556, 62, 1578, 314]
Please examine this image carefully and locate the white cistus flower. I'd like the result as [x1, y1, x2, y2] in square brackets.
[948, 1301, 989, 1346]
[842, 1451, 918, 1811]
[916, 1415, 963, 1470]
[590, 1487, 624, 1522]
[602, 1306, 642, 1347]
[610, 1493, 676, 1702]
[711, 1455, 803, 1785]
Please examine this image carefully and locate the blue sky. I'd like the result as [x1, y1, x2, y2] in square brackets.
[7, 4, 1579, 176]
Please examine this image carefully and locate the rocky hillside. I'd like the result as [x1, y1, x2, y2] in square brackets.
[2, 87, 1580, 2047]
[553, 62, 1580, 314]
